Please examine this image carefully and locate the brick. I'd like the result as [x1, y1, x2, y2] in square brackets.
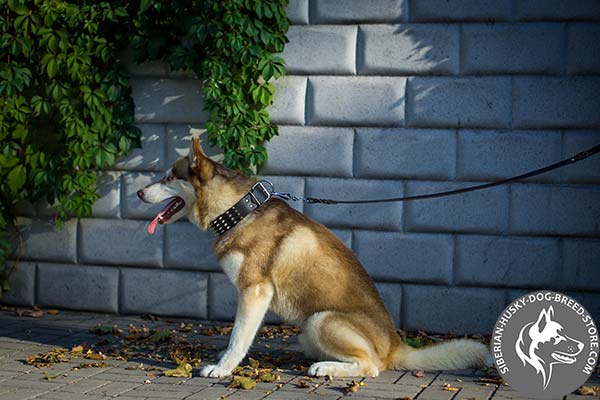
[358, 24, 459, 75]
[119, 49, 167, 77]
[282, 26, 356, 74]
[261, 126, 353, 177]
[354, 231, 453, 284]
[462, 24, 564, 74]
[457, 130, 562, 182]
[92, 172, 121, 218]
[513, 77, 600, 128]
[114, 124, 166, 172]
[268, 76, 307, 126]
[208, 273, 237, 320]
[304, 178, 404, 230]
[306, 76, 406, 126]
[410, 0, 512, 21]
[0, 262, 35, 307]
[120, 269, 207, 318]
[164, 222, 218, 270]
[310, 0, 406, 23]
[407, 77, 511, 128]
[286, 0, 309, 24]
[331, 229, 352, 248]
[403, 285, 506, 333]
[79, 218, 163, 267]
[509, 184, 600, 236]
[516, 0, 600, 21]
[561, 239, 600, 290]
[257, 175, 306, 213]
[13, 201, 35, 217]
[568, 23, 600, 74]
[37, 263, 118, 312]
[166, 125, 221, 165]
[404, 181, 509, 234]
[11, 218, 77, 263]
[355, 128, 456, 180]
[131, 78, 208, 123]
[562, 131, 600, 183]
[455, 235, 560, 287]
[122, 172, 163, 219]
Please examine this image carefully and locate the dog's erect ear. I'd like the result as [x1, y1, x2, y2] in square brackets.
[190, 135, 214, 180]
[534, 307, 552, 333]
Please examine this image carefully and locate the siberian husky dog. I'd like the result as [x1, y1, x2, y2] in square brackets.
[137, 136, 489, 378]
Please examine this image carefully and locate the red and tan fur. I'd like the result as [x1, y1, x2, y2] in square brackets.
[139, 136, 490, 378]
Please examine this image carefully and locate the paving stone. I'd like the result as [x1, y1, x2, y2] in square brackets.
[79, 218, 163, 267]
[282, 26, 356, 74]
[0, 262, 35, 307]
[262, 126, 354, 177]
[509, 184, 600, 236]
[455, 235, 561, 288]
[60, 378, 109, 393]
[462, 23, 564, 74]
[374, 282, 402, 327]
[183, 386, 237, 400]
[354, 128, 456, 180]
[407, 77, 511, 128]
[396, 370, 438, 385]
[457, 130, 562, 183]
[268, 76, 307, 126]
[306, 76, 406, 127]
[515, 0, 600, 21]
[354, 231, 453, 284]
[10, 218, 77, 263]
[561, 130, 600, 183]
[403, 285, 506, 333]
[304, 177, 404, 230]
[410, 0, 512, 21]
[358, 24, 459, 75]
[404, 181, 509, 234]
[91, 171, 121, 218]
[131, 78, 208, 123]
[561, 239, 600, 290]
[114, 124, 167, 172]
[568, 23, 600, 74]
[164, 222, 218, 270]
[37, 263, 119, 313]
[310, 0, 406, 23]
[286, 0, 309, 24]
[513, 77, 600, 128]
[120, 268, 208, 318]
[417, 385, 458, 400]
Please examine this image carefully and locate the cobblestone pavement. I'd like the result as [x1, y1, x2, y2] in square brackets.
[0, 309, 598, 400]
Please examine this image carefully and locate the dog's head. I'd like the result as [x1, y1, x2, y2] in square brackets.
[515, 306, 584, 389]
[137, 136, 253, 234]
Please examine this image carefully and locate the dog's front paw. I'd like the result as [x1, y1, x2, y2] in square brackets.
[200, 364, 231, 378]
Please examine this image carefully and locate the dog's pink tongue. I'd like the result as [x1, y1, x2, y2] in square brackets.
[148, 215, 160, 235]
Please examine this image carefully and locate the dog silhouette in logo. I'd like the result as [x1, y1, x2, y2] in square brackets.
[515, 306, 584, 389]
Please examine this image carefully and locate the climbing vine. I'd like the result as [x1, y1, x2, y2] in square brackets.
[0, 0, 289, 295]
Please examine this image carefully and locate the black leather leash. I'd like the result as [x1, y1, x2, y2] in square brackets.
[272, 143, 600, 205]
[210, 143, 600, 236]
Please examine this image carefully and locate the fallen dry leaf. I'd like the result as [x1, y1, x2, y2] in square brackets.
[163, 362, 192, 378]
[229, 376, 257, 390]
[576, 386, 600, 396]
[71, 345, 84, 353]
[442, 383, 460, 391]
[412, 370, 425, 378]
[89, 325, 123, 336]
[345, 380, 362, 393]
[26, 348, 68, 368]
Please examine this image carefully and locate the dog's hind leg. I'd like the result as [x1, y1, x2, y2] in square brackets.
[300, 311, 381, 378]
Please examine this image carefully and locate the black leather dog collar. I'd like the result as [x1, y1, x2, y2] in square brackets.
[209, 180, 273, 236]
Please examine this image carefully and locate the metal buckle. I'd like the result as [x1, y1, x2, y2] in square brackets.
[249, 180, 273, 205]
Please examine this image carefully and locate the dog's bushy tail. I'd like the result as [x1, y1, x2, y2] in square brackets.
[391, 338, 490, 371]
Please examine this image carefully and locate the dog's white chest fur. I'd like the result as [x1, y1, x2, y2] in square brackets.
[219, 252, 244, 286]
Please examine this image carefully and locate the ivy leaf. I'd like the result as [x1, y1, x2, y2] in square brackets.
[7, 165, 26, 192]
[140, 0, 152, 13]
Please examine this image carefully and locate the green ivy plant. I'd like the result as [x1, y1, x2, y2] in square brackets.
[131, 0, 289, 174]
[0, 0, 289, 295]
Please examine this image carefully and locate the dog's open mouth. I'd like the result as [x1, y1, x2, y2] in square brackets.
[147, 197, 185, 235]
[552, 351, 577, 364]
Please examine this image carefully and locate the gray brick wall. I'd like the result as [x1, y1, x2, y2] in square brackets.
[3, 0, 600, 334]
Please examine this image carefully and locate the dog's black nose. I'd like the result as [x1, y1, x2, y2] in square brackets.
[137, 190, 145, 200]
